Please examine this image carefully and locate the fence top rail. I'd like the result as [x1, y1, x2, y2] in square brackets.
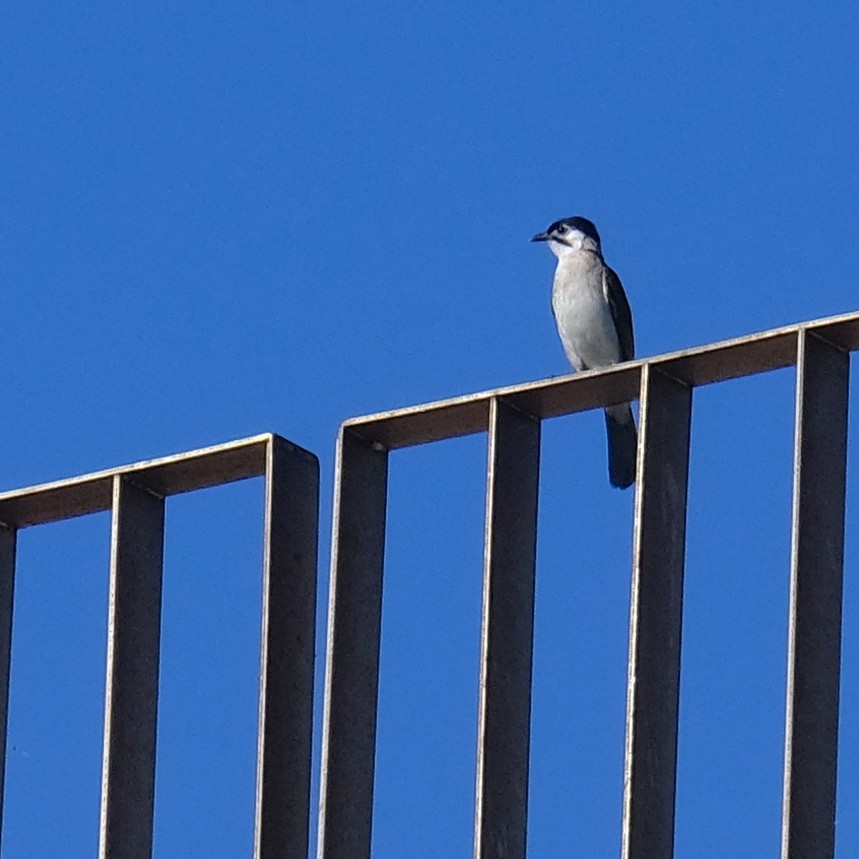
[0, 432, 285, 529]
[341, 310, 859, 450]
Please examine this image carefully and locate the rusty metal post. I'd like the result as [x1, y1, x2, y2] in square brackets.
[781, 330, 849, 858]
[0, 523, 16, 836]
[0, 434, 319, 857]
[317, 428, 389, 859]
[99, 476, 166, 859]
[621, 365, 692, 859]
[473, 398, 541, 859]
[254, 438, 320, 858]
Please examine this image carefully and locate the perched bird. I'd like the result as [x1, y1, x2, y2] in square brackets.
[531, 216, 637, 489]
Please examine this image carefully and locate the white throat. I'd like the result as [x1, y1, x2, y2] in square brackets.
[548, 234, 599, 261]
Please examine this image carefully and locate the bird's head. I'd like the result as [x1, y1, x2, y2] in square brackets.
[531, 216, 601, 258]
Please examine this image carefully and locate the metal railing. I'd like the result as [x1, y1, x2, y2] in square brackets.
[0, 433, 319, 859]
[0, 311, 854, 858]
[317, 311, 857, 858]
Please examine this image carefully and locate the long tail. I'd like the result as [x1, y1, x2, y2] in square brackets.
[604, 404, 637, 489]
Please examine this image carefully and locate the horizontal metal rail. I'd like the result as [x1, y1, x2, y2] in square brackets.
[0, 434, 279, 528]
[340, 309, 859, 449]
[0, 433, 319, 859]
[317, 310, 857, 858]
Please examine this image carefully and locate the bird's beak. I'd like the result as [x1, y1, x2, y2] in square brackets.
[531, 231, 550, 242]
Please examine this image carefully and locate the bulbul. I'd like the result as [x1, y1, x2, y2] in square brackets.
[532, 215, 637, 489]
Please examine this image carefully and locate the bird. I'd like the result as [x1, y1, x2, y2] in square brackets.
[531, 215, 637, 489]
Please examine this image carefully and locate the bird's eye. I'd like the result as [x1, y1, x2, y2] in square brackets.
[556, 224, 568, 234]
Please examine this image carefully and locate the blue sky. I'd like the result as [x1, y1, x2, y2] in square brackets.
[2, 2, 858, 856]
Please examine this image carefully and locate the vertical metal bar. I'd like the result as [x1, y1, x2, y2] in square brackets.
[781, 330, 849, 858]
[621, 365, 692, 859]
[317, 428, 389, 859]
[0, 523, 16, 840]
[99, 476, 165, 859]
[254, 437, 320, 858]
[473, 398, 540, 859]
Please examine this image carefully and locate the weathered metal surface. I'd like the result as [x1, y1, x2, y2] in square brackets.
[621, 366, 692, 859]
[781, 330, 849, 859]
[315, 311, 859, 856]
[473, 399, 541, 859]
[317, 428, 389, 859]
[3, 308, 853, 856]
[254, 438, 320, 858]
[0, 524, 16, 839]
[0, 434, 319, 858]
[99, 476, 166, 859]
[0, 434, 273, 528]
[343, 311, 859, 450]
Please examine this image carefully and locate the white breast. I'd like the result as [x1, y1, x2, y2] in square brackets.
[551, 256, 621, 372]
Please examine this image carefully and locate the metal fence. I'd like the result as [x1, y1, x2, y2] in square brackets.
[317, 311, 857, 859]
[0, 434, 319, 858]
[0, 311, 855, 858]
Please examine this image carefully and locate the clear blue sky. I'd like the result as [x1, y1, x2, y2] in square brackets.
[2, 2, 858, 856]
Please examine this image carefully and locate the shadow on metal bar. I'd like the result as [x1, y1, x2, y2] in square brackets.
[317, 310, 858, 859]
[0, 433, 319, 859]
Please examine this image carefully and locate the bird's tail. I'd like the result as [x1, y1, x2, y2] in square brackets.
[604, 404, 637, 490]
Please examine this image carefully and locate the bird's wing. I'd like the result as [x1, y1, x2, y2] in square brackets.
[603, 265, 634, 361]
